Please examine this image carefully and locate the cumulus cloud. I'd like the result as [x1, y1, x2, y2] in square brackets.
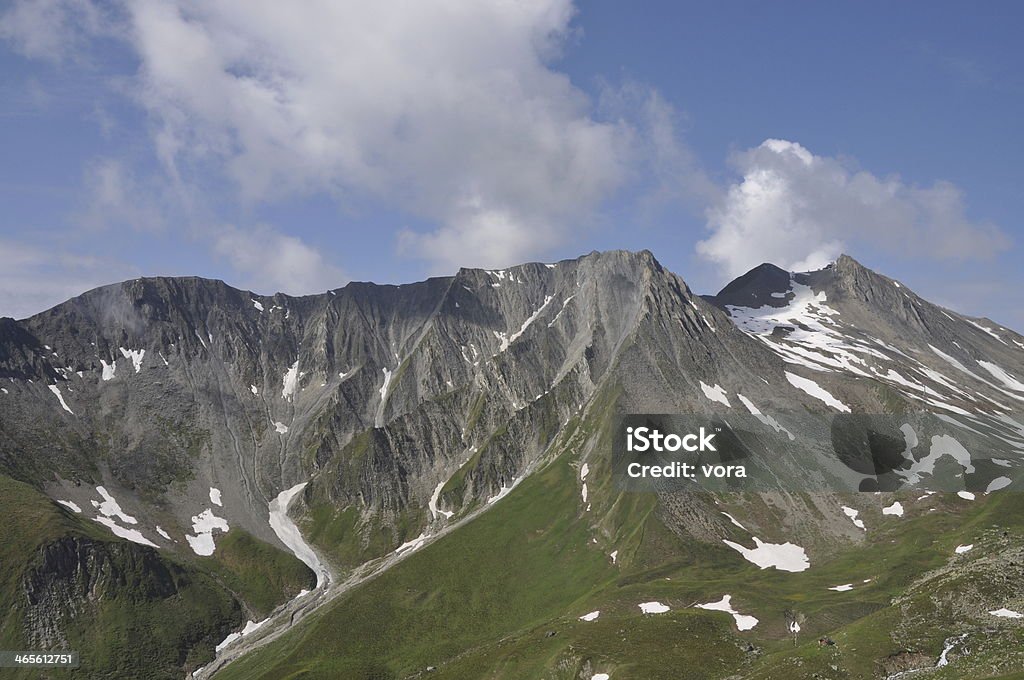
[697, 139, 1009, 278]
[213, 225, 344, 295]
[114, 0, 629, 270]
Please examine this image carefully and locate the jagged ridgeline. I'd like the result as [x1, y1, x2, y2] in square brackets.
[1, 250, 1024, 679]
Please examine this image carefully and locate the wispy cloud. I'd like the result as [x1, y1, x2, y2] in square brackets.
[0, 237, 138, 319]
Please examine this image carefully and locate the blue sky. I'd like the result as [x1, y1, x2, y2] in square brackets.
[1, 1, 1022, 329]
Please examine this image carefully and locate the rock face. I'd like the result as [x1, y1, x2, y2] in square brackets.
[2, 249, 1024, 675]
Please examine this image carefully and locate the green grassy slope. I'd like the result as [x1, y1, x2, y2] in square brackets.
[214, 449, 1024, 680]
[0, 475, 314, 679]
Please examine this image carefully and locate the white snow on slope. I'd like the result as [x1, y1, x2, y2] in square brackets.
[497, 295, 554, 352]
[988, 476, 1012, 492]
[250, 384, 258, 395]
[726, 281, 880, 375]
[737, 394, 795, 440]
[487, 477, 522, 505]
[722, 536, 810, 572]
[395, 532, 429, 555]
[186, 509, 229, 556]
[119, 347, 145, 373]
[842, 506, 866, 530]
[57, 500, 82, 513]
[48, 385, 74, 414]
[547, 295, 575, 328]
[580, 463, 590, 481]
[721, 512, 747, 531]
[375, 367, 393, 427]
[696, 594, 758, 631]
[94, 486, 138, 524]
[786, 372, 851, 412]
[282, 361, 300, 400]
[700, 381, 731, 407]
[209, 487, 223, 506]
[269, 483, 328, 588]
[638, 601, 670, 614]
[894, 430, 975, 486]
[978, 361, 1024, 393]
[592, 674, 609, 680]
[100, 359, 116, 381]
[579, 610, 600, 622]
[955, 544, 973, 554]
[958, 490, 976, 501]
[428, 480, 454, 520]
[274, 421, 289, 434]
[156, 526, 171, 540]
[828, 584, 854, 592]
[967, 320, 1006, 344]
[881, 501, 904, 517]
[252, 299, 264, 312]
[609, 550, 618, 564]
[94, 516, 158, 547]
[990, 608, 1023, 618]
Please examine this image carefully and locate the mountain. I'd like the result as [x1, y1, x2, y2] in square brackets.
[1, 251, 1023, 679]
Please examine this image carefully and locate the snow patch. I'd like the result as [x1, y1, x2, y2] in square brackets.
[48, 385, 74, 414]
[828, 584, 854, 592]
[638, 601, 670, 614]
[978, 361, 1024, 393]
[186, 509, 229, 556]
[57, 500, 81, 513]
[841, 505, 866, 530]
[609, 550, 618, 564]
[955, 544, 973, 554]
[252, 299, 264, 311]
[881, 501, 904, 517]
[156, 526, 171, 540]
[428, 480, 454, 520]
[282, 361, 300, 400]
[395, 532, 429, 555]
[786, 372, 850, 412]
[579, 610, 600, 622]
[487, 477, 522, 505]
[118, 347, 145, 373]
[269, 483, 328, 588]
[987, 476, 1012, 492]
[696, 594, 758, 631]
[700, 381, 731, 407]
[100, 359, 116, 381]
[209, 487, 222, 506]
[722, 536, 810, 572]
[958, 491, 976, 501]
[737, 394, 794, 440]
[94, 486, 138, 524]
[274, 421, 289, 434]
[990, 608, 1023, 618]
[93, 517, 158, 547]
[721, 512, 747, 530]
[497, 295, 554, 352]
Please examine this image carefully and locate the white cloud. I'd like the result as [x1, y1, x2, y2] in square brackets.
[697, 139, 1009, 278]
[79, 158, 166, 232]
[213, 224, 344, 295]
[116, 0, 629, 271]
[0, 238, 137, 319]
[0, 0, 102, 62]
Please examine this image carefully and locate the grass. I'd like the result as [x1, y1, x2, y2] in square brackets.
[214, 453, 1024, 680]
[0, 474, 314, 679]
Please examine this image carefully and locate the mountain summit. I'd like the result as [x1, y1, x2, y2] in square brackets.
[2, 250, 1024, 679]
